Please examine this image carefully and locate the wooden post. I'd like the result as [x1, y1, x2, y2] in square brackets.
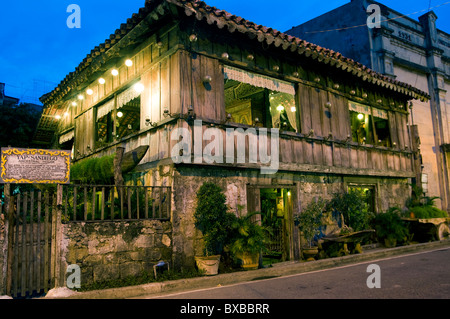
[50, 184, 63, 289]
[4, 185, 14, 296]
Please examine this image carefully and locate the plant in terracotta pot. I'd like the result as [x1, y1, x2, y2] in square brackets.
[372, 207, 410, 248]
[295, 197, 326, 260]
[229, 212, 270, 270]
[193, 182, 234, 275]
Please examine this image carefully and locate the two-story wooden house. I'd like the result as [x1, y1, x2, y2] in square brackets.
[33, 0, 429, 267]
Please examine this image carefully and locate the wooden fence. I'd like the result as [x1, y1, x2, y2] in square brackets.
[5, 190, 53, 298]
[1, 184, 172, 298]
[61, 185, 171, 222]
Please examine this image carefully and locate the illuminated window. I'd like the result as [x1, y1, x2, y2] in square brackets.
[349, 102, 391, 146]
[223, 66, 298, 132]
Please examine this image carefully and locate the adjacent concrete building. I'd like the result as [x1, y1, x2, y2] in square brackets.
[287, 0, 450, 211]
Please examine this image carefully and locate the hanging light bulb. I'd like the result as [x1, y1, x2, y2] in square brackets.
[357, 113, 364, 120]
[111, 69, 119, 76]
[86, 89, 93, 95]
[125, 59, 133, 67]
[98, 78, 106, 84]
[133, 82, 144, 93]
[77, 94, 84, 100]
[71, 101, 77, 107]
[117, 111, 123, 118]
[276, 105, 284, 111]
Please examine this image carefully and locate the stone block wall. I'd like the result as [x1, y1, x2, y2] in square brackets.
[61, 219, 172, 287]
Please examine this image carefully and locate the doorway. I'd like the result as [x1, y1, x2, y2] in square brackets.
[259, 188, 293, 264]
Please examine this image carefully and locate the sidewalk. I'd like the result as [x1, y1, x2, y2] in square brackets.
[46, 240, 450, 299]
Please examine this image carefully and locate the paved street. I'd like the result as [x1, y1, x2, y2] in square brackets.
[148, 246, 450, 299]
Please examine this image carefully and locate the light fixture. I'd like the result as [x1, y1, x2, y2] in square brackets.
[247, 54, 254, 61]
[111, 69, 119, 76]
[125, 59, 133, 67]
[117, 111, 123, 118]
[133, 82, 144, 93]
[276, 105, 284, 111]
[333, 84, 340, 89]
[273, 65, 280, 72]
[77, 94, 84, 100]
[71, 101, 77, 107]
[86, 89, 93, 95]
[189, 34, 198, 42]
[221, 52, 229, 59]
[287, 191, 291, 197]
[292, 71, 299, 77]
[362, 93, 368, 98]
[98, 78, 106, 84]
[350, 90, 356, 95]
[315, 77, 321, 83]
[64, 112, 69, 117]
[203, 75, 212, 84]
[291, 106, 297, 112]
[357, 113, 364, 120]
[55, 115, 61, 120]
[325, 102, 332, 108]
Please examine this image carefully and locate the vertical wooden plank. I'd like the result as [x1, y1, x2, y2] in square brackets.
[111, 187, 115, 221]
[84, 187, 88, 221]
[128, 187, 132, 219]
[21, 192, 27, 297]
[191, 53, 205, 119]
[215, 62, 225, 122]
[299, 85, 312, 133]
[73, 187, 77, 221]
[13, 194, 20, 297]
[136, 187, 140, 220]
[179, 51, 192, 113]
[43, 192, 50, 293]
[303, 140, 313, 164]
[170, 52, 181, 115]
[101, 187, 105, 221]
[388, 111, 399, 148]
[160, 57, 171, 120]
[145, 187, 149, 219]
[151, 63, 161, 123]
[36, 191, 41, 294]
[29, 191, 34, 294]
[395, 112, 405, 149]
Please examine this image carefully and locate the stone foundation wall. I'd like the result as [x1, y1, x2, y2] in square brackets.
[0, 213, 6, 294]
[166, 165, 412, 268]
[61, 219, 172, 287]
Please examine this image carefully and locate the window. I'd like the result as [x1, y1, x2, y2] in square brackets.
[224, 66, 297, 132]
[95, 82, 142, 147]
[349, 102, 391, 146]
[348, 185, 376, 214]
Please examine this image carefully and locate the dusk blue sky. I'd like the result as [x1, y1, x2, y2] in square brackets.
[1, 0, 449, 105]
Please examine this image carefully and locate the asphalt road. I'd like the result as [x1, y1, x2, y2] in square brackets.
[148, 246, 450, 299]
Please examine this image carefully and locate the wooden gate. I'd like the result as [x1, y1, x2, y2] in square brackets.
[4, 189, 53, 298]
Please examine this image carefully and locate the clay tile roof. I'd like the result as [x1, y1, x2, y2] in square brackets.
[40, 0, 429, 106]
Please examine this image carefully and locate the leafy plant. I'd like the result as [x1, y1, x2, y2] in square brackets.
[295, 197, 326, 247]
[410, 206, 448, 219]
[70, 155, 115, 184]
[326, 189, 373, 232]
[230, 212, 270, 256]
[372, 207, 410, 246]
[194, 182, 235, 256]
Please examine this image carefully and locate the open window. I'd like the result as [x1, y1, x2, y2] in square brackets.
[349, 102, 391, 146]
[224, 66, 298, 132]
[95, 82, 142, 147]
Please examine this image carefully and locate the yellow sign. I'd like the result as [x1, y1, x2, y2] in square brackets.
[1, 148, 71, 184]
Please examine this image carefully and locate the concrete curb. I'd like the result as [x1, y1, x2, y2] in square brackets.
[50, 240, 450, 299]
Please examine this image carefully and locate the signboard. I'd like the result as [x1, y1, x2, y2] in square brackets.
[1, 148, 71, 184]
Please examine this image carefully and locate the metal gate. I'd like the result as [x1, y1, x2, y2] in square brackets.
[4, 189, 54, 298]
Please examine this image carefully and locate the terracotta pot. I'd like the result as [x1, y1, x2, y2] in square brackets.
[302, 247, 319, 261]
[195, 255, 221, 275]
[410, 212, 415, 219]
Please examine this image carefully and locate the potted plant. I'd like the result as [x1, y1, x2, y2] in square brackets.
[193, 182, 234, 275]
[373, 207, 410, 248]
[295, 197, 326, 260]
[229, 212, 270, 270]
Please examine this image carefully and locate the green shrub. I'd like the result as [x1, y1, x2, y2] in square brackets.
[295, 197, 326, 247]
[410, 205, 448, 219]
[70, 155, 114, 184]
[373, 208, 410, 245]
[194, 182, 235, 256]
[230, 212, 270, 256]
[327, 189, 373, 232]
